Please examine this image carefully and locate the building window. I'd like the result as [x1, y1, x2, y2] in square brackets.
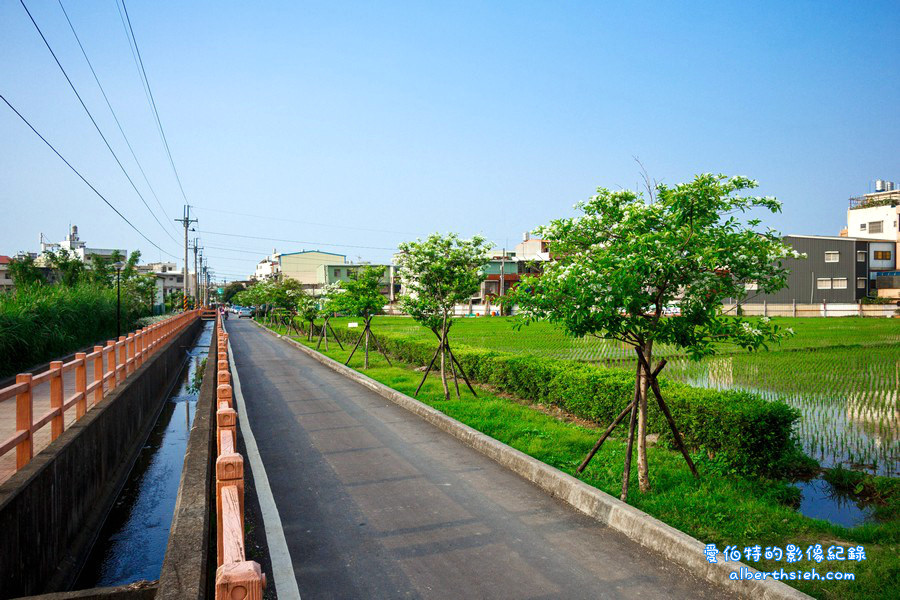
[824, 251, 840, 263]
[869, 221, 883, 234]
[874, 250, 892, 261]
[816, 278, 832, 290]
[832, 278, 848, 289]
[334, 268, 341, 277]
[857, 277, 867, 289]
[857, 251, 866, 262]
[859, 223, 867, 231]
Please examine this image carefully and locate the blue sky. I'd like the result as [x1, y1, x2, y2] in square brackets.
[2, 1, 898, 282]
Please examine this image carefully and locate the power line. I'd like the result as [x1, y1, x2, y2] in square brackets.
[197, 230, 398, 251]
[18, 0, 180, 247]
[56, 0, 179, 236]
[1, 93, 178, 259]
[119, 0, 190, 206]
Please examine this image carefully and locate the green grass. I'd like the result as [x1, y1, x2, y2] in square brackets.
[322, 315, 900, 361]
[313, 315, 899, 476]
[264, 319, 898, 600]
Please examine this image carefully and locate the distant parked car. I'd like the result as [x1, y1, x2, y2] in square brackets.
[238, 307, 253, 318]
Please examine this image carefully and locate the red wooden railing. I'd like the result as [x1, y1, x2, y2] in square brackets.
[0, 310, 199, 476]
[213, 317, 266, 598]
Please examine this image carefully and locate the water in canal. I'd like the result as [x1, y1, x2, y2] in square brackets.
[76, 321, 212, 588]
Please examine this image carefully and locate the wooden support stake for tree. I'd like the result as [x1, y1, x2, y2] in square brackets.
[445, 345, 477, 397]
[448, 344, 461, 398]
[415, 343, 443, 396]
[316, 321, 326, 351]
[576, 399, 636, 473]
[428, 328, 477, 397]
[344, 328, 366, 366]
[367, 327, 392, 366]
[328, 320, 344, 350]
[620, 399, 639, 500]
[633, 352, 698, 478]
[576, 359, 666, 473]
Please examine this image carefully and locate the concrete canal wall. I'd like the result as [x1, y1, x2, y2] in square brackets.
[0, 319, 203, 599]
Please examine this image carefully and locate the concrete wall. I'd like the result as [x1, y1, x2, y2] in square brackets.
[0, 319, 202, 599]
[722, 302, 897, 318]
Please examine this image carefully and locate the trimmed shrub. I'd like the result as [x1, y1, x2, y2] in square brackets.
[285, 318, 802, 477]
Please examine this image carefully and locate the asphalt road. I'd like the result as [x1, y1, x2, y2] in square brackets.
[228, 319, 733, 599]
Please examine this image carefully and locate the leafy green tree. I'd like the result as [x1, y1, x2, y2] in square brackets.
[511, 174, 798, 498]
[222, 281, 247, 303]
[43, 249, 84, 287]
[295, 291, 319, 341]
[330, 265, 388, 368]
[6, 255, 45, 287]
[396, 233, 490, 399]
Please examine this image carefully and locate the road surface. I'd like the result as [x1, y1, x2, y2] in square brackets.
[228, 319, 732, 599]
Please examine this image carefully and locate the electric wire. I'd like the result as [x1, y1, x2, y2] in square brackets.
[1, 93, 178, 259]
[18, 0, 180, 247]
[56, 0, 179, 236]
[119, 0, 190, 206]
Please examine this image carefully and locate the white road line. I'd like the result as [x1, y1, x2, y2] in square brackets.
[226, 328, 302, 600]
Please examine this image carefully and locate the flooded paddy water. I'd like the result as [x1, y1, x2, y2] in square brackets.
[661, 346, 898, 527]
[75, 321, 212, 588]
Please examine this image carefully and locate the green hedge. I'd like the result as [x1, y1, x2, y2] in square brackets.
[286, 317, 801, 478]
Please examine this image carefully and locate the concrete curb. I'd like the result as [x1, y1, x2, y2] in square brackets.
[252, 320, 811, 600]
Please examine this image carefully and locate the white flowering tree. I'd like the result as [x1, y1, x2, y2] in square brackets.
[315, 282, 345, 351]
[396, 233, 491, 400]
[295, 291, 319, 341]
[512, 174, 799, 499]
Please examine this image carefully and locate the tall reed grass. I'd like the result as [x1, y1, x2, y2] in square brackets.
[0, 284, 143, 378]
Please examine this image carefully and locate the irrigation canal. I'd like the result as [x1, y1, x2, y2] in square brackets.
[75, 321, 212, 588]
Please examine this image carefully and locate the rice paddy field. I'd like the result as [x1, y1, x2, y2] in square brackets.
[336, 315, 900, 477]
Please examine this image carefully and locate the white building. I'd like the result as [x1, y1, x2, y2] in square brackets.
[846, 184, 900, 242]
[38, 225, 125, 263]
[253, 249, 281, 281]
[136, 262, 184, 306]
[515, 232, 551, 261]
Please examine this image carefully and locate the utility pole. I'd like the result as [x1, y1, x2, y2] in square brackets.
[191, 237, 202, 306]
[175, 205, 197, 311]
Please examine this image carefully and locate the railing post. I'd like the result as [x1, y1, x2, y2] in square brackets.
[118, 336, 127, 383]
[126, 333, 135, 375]
[106, 341, 117, 391]
[93, 346, 104, 404]
[217, 406, 237, 455]
[75, 352, 87, 419]
[15, 373, 33, 469]
[135, 329, 143, 367]
[50, 361, 64, 440]
[215, 561, 264, 600]
[216, 437, 244, 565]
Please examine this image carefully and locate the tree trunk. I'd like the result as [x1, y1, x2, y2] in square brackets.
[637, 341, 652, 493]
[621, 361, 641, 500]
[440, 313, 449, 400]
[364, 317, 370, 369]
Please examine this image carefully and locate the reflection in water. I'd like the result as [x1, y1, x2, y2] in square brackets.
[794, 477, 875, 528]
[662, 349, 899, 478]
[76, 322, 212, 588]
